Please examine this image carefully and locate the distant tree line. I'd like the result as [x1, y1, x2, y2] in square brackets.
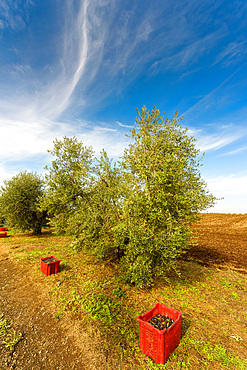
[0, 106, 216, 286]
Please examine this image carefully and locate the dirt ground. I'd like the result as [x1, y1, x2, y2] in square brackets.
[0, 244, 105, 370]
[0, 213, 246, 369]
[185, 213, 247, 273]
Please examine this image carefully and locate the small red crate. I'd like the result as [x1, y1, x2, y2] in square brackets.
[0, 227, 8, 231]
[40, 256, 61, 276]
[137, 303, 182, 364]
[0, 232, 7, 238]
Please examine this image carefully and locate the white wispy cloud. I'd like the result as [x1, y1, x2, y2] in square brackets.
[185, 123, 246, 153]
[0, 0, 33, 31]
[0, 0, 159, 139]
[206, 173, 247, 213]
[182, 63, 247, 121]
[218, 146, 247, 157]
[77, 124, 130, 157]
[0, 0, 94, 123]
[116, 121, 133, 128]
[0, 117, 72, 161]
[195, 132, 242, 152]
[0, 0, 137, 185]
[0, 0, 98, 168]
[10, 63, 32, 76]
[213, 40, 247, 67]
[0, 165, 15, 186]
[207, 172, 247, 195]
[150, 27, 225, 75]
[2, 0, 244, 129]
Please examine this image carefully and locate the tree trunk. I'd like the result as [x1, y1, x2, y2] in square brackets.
[33, 211, 44, 235]
[33, 222, 42, 235]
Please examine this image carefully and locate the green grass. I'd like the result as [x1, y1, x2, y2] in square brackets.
[0, 315, 11, 336]
[0, 314, 22, 351]
[1, 230, 247, 369]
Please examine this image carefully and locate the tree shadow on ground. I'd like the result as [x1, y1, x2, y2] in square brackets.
[181, 316, 191, 338]
[59, 263, 72, 272]
[180, 244, 226, 267]
[154, 259, 209, 289]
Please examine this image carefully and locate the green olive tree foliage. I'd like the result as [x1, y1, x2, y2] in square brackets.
[44, 108, 216, 286]
[0, 171, 46, 234]
[69, 150, 126, 260]
[42, 136, 94, 233]
[118, 106, 216, 285]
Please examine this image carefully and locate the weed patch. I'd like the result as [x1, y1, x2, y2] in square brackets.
[0, 314, 22, 351]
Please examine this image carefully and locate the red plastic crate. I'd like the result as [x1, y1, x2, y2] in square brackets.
[0, 232, 7, 238]
[137, 303, 182, 364]
[0, 227, 8, 231]
[40, 256, 61, 276]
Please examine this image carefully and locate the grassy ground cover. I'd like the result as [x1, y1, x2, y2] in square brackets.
[1, 228, 247, 369]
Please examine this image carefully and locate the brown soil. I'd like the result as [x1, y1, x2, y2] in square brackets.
[0, 245, 106, 369]
[185, 213, 247, 273]
[0, 213, 246, 369]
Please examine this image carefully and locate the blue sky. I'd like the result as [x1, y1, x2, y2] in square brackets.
[0, 0, 247, 213]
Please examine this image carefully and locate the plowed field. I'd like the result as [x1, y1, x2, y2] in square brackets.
[184, 213, 247, 273]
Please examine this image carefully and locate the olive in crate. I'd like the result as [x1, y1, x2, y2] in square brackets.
[149, 313, 174, 330]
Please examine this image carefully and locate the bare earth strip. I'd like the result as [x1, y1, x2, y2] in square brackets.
[0, 244, 105, 370]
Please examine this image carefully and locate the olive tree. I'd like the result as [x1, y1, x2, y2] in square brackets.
[0, 171, 46, 234]
[45, 108, 216, 287]
[43, 136, 94, 233]
[117, 106, 216, 286]
[69, 149, 127, 260]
